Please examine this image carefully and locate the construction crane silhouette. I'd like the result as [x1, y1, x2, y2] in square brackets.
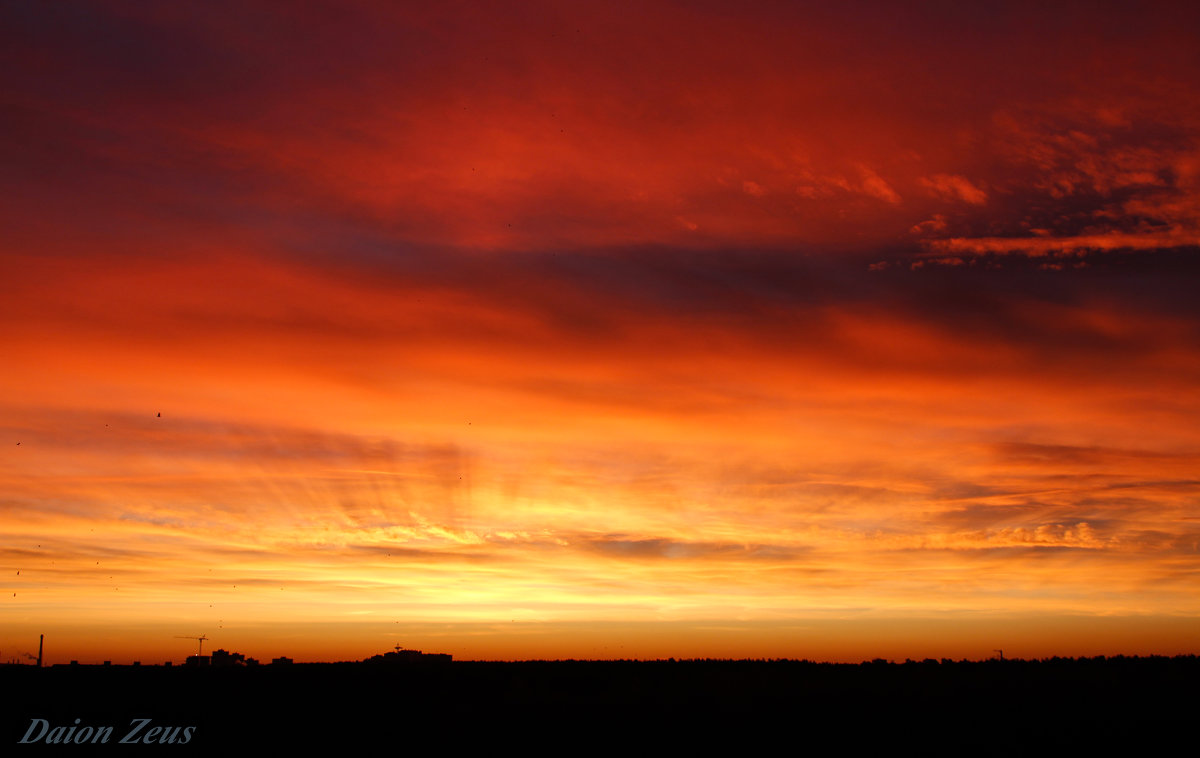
[994, 649, 1004, 661]
[175, 635, 209, 656]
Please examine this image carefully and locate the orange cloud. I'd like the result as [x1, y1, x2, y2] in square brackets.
[924, 230, 1200, 256]
[919, 174, 988, 205]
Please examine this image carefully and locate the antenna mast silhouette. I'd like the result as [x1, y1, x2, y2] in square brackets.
[175, 635, 210, 655]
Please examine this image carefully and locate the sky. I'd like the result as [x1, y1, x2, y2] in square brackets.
[3, 0, 1199, 664]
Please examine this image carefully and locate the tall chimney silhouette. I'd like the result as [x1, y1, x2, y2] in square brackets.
[37, 634, 43, 668]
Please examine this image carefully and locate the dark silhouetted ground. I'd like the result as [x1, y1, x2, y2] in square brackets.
[2, 656, 1195, 753]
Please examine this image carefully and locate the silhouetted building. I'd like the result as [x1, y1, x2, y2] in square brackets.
[363, 646, 452, 664]
[271, 656, 293, 666]
[185, 655, 210, 667]
[211, 649, 246, 667]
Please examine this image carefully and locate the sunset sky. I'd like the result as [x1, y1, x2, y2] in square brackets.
[3, 0, 1199, 664]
